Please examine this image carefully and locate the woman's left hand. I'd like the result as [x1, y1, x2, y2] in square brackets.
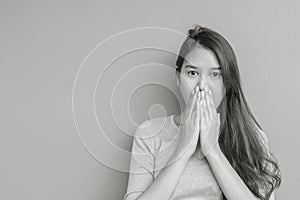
[199, 85, 221, 157]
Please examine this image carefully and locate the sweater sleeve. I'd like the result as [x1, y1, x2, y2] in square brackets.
[123, 120, 155, 200]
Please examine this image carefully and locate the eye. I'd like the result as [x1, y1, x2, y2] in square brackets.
[211, 72, 221, 78]
[187, 71, 198, 77]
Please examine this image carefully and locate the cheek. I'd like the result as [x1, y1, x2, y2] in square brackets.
[179, 77, 194, 104]
[179, 83, 191, 104]
[211, 85, 225, 108]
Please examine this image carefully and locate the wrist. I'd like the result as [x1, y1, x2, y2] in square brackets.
[205, 144, 221, 159]
[171, 148, 191, 163]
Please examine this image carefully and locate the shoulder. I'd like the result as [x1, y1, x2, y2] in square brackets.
[135, 116, 170, 137]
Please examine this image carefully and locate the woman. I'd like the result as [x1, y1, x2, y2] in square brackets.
[124, 25, 281, 200]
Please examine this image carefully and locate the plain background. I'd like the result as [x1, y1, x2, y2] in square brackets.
[1, 0, 299, 199]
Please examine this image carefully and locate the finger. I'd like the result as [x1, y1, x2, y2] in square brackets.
[189, 87, 195, 99]
[200, 99, 205, 125]
[194, 91, 200, 125]
[202, 92, 209, 123]
[191, 109, 195, 121]
[205, 88, 213, 120]
[198, 97, 202, 126]
[208, 89, 216, 110]
[187, 88, 198, 119]
[208, 89, 217, 118]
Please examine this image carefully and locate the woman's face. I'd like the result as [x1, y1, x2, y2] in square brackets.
[176, 46, 226, 112]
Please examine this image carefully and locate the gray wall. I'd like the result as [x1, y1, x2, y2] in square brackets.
[1, 0, 299, 199]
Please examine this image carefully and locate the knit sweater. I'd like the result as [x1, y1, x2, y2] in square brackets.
[124, 114, 270, 200]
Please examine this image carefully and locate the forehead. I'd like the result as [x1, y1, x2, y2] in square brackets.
[183, 46, 220, 70]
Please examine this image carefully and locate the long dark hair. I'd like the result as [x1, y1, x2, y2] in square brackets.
[175, 25, 281, 200]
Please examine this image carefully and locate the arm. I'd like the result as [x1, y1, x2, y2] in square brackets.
[124, 120, 191, 200]
[199, 88, 256, 199]
[206, 145, 275, 200]
[199, 87, 276, 200]
[206, 146, 259, 200]
[137, 151, 190, 200]
[126, 90, 201, 200]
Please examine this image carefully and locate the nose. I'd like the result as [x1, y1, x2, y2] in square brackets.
[197, 78, 207, 91]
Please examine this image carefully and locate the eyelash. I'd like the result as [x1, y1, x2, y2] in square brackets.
[187, 71, 221, 78]
[187, 71, 198, 76]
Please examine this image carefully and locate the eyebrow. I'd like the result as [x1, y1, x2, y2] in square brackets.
[184, 65, 221, 70]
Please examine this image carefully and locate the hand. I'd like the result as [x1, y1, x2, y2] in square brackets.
[174, 86, 201, 159]
[199, 85, 221, 157]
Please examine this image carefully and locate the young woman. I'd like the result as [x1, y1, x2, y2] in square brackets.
[124, 25, 281, 200]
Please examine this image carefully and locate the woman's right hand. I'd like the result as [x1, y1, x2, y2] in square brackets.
[175, 86, 201, 160]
